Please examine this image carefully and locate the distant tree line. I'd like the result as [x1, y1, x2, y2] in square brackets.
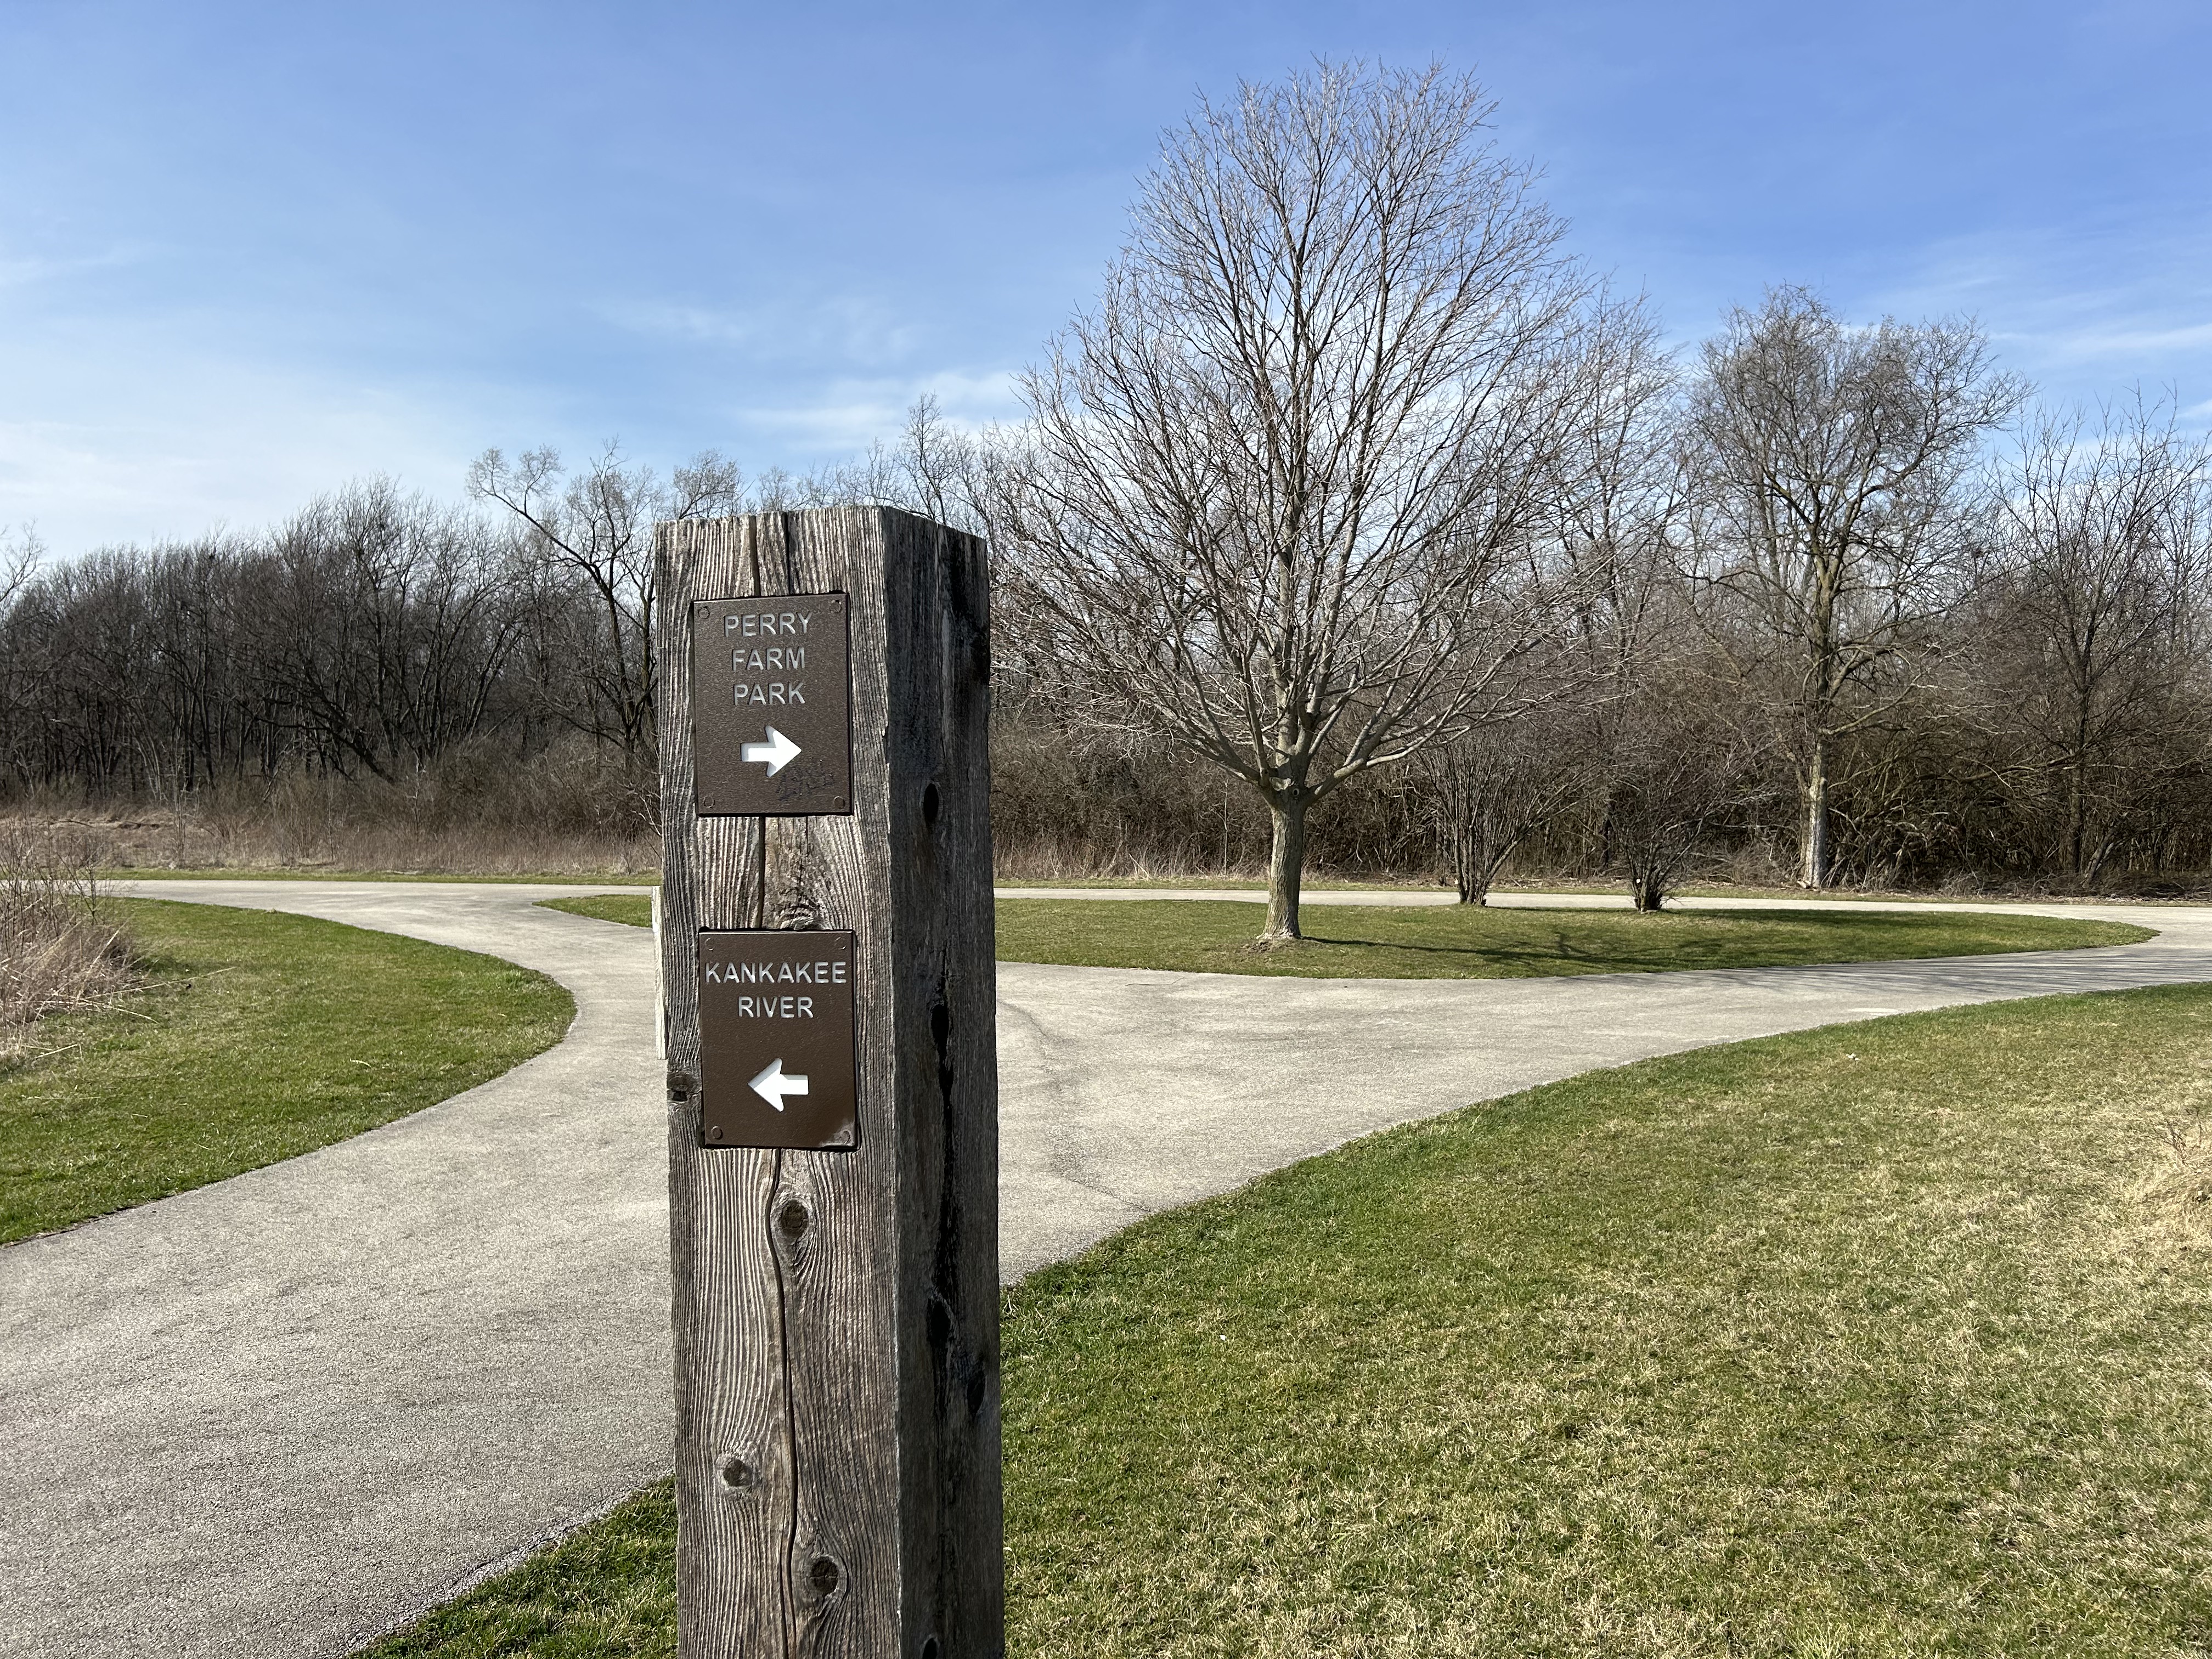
[877, 352, 2212, 913]
[0, 455, 736, 832]
[5, 63, 2209, 914]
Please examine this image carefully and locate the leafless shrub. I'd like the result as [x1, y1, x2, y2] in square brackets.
[1605, 687, 1774, 911]
[0, 828, 133, 1059]
[1408, 714, 1598, 904]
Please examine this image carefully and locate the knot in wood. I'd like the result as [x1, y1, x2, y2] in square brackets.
[715, 1453, 753, 1491]
[777, 1199, 811, 1239]
[808, 1555, 842, 1600]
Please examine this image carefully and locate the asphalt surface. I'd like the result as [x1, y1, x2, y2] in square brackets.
[8, 880, 2212, 1657]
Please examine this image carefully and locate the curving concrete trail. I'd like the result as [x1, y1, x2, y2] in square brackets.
[2, 883, 668, 1659]
[6, 880, 2212, 1658]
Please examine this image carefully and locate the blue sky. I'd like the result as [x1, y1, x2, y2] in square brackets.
[3, 0, 2207, 557]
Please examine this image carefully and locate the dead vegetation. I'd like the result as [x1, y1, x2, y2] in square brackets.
[2141, 1117, 2212, 1240]
[0, 827, 134, 1060]
[1, 738, 660, 879]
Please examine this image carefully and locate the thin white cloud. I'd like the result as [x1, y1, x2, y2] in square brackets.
[607, 292, 926, 365]
[2018, 320, 2212, 362]
[0, 240, 154, 292]
[727, 369, 1025, 454]
[0, 320, 489, 556]
[1865, 222, 2212, 405]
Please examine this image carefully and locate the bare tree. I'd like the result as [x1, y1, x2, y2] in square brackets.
[469, 443, 740, 762]
[839, 396, 1000, 536]
[1402, 295, 1688, 906]
[1687, 287, 2024, 888]
[0, 526, 38, 607]
[1605, 679, 1769, 910]
[1411, 709, 1594, 902]
[1967, 396, 2212, 880]
[1002, 61, 1594, 938]
[258, 482, 531, 781]
[1406, 288, 1680, 905]
[0, 528, 46, 791]
[1547, 295, 1689, 689]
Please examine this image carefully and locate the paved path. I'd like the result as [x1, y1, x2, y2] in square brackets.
[3, 883, 668, 1659]
[8, 881, 2212, 1658]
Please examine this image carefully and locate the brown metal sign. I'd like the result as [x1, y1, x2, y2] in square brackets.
[697, 930, 859, 1149]
[692, 592, 853, 816]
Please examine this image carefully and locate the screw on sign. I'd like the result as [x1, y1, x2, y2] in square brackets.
[656, 506, 1001, 1658]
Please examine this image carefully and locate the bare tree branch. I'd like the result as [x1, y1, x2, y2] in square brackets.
[1000, 60, 1601, 937]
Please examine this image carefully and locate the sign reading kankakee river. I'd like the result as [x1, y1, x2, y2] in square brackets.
[696, 929, 859, 1149]
[691, 592, 853, 816]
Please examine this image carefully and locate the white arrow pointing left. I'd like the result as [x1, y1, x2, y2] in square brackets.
[740, 725, 802, 776]
[748, 1057, 810, 1112]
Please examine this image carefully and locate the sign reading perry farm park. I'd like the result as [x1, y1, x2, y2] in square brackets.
[696, 929, 859, 1150]
[691, 592, 853, 816]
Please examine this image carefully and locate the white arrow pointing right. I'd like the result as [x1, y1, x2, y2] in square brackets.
[741, 725, 803, 776]
[748, 1057, 810, 1112]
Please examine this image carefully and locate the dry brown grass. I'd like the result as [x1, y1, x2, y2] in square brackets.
[2137, 1115, 2212, 1242]
[0, 829, 134, 1059]
[1, 741, 661, 878]
[18, 808, 661, 879]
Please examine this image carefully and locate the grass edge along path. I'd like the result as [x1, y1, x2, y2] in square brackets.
[539, 894, 659, 928]
[366, 983, 2212, 1657]
[540, 893, 2149, 979]
[0, 898, 574, 1243]
[99, 867, 660, 885]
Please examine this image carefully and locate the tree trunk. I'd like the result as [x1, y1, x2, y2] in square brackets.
[2064, 751, 2087, 882]
[1632, 866, 1667, 911]
[1451, 818, 1479, 904]
[1799, 740, 1830, 889]
[1458, 838, 1498, 906]
[1263, 791, 1310, 940]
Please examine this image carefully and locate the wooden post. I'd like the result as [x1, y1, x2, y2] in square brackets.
[656, 506, 1002, 1657]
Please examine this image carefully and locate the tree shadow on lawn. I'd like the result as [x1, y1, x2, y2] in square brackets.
[1282, 928, 1630, 971]
[1282, 910, 2061, 976]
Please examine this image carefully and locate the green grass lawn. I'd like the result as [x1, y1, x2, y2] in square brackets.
[539, 894, 657, 927]
[541, 893, 2147, 979]
[99, 867, 661, 884]
[365, 982, 2212, 1657]
[995, 874, 1427, 891]
[994, 898, 2148, 977]
[0, 898, 573, 1243]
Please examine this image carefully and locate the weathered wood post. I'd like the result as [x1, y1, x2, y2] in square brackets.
[656, 507, 1001, 1657]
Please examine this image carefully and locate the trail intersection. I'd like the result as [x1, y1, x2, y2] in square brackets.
[6, 881, 2209, 1657]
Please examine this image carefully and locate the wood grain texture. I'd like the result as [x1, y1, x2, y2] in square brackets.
[657, 507, 1002, 1658]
